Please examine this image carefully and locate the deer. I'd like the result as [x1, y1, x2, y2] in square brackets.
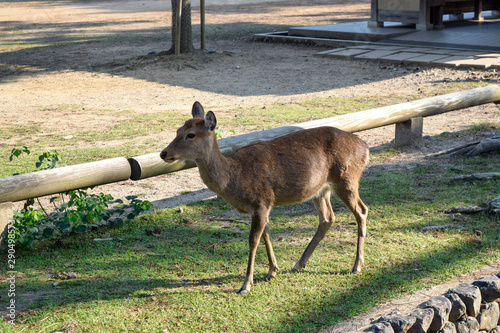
[160, 102, 369, 294]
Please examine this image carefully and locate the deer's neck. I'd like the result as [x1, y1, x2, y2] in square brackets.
[195, 136, 232, 195]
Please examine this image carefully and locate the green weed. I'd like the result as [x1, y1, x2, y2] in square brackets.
[2, 154, 498, 332]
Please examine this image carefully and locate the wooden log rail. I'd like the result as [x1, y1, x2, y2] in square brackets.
[1, 85, 500, 246]
[129, 84, 500, 180]
[0, 158, 132, 204]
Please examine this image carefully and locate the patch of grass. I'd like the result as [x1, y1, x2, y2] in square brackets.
[0, 145, 146, 178]
[1, 91, 496, 178]
[468, 122, 500, 134]
[0, 124, 41, 140]
[101, 112, 186, 140]
[227, 95, 407, 129]
[419, 81, 494, 97]
[427, 121, 500, 144]
[369, 147, 400, 164]
[2, 154, 499, 332]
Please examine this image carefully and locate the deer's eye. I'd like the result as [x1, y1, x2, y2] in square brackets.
[187, 133, 195, 139]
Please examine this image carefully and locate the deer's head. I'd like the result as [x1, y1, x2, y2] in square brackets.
[160, 102, 217, 163]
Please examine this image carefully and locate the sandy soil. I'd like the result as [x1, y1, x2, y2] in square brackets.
[1, 0, 498, 209]
[1, 0, 499, 330]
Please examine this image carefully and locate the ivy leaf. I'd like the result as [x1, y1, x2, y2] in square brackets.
[69, 214, 79, 223]
[108, 218, 123, 227]
[19, 237, 36, 248]
[56, 222, 71, 235]
[73, 224, 87, 234]
[57, 202, 69, 212]
[42, 228, 55, 238]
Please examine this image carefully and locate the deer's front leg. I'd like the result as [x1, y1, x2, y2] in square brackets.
[237, 209, 269, 294]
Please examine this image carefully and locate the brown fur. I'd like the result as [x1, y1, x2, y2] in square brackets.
[161, 102, 369, 294]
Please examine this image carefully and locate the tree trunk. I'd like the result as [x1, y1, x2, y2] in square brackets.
[170, 0, 194, 54]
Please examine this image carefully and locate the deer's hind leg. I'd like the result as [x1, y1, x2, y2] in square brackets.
[333, 180, 368, 274]
[262, 221, 279, 281]
[292, 188, 335, 273]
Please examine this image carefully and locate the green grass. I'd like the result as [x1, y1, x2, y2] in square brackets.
[0, 95, 405, 178]
[1, 5, 499, 332]
[0, 125, 41, 141]
[1, 88, 498, 179]
[228, 96, 398, 129]
[1, 154, 499, 332]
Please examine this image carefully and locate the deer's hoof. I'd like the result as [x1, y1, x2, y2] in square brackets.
[237, 288, 250, 295]
[264, 274, 275, 282]
[291, 264, 304, 273]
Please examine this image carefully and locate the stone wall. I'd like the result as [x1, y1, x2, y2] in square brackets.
[364, 273, 500, 333]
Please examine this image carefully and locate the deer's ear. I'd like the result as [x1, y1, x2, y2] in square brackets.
[205, 111, 217, 132]
[192, 101, 205, 119]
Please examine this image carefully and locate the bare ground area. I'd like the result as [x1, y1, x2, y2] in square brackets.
[1, 0, 500, 331]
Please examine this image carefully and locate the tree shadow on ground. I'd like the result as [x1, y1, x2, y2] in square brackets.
[0, 15, 412, 97]
[2, 158, 499, 331]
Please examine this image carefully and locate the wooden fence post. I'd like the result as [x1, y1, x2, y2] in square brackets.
[0, 202, 13, 250]
[395, 117, 423, 147]
[1, 85, 500, 203]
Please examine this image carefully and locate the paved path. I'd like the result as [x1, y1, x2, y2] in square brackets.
[259, 14, 500, 68]
[317, 44, 500, 69]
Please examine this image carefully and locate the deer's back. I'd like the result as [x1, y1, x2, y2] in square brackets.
[220, 127, 369, 211]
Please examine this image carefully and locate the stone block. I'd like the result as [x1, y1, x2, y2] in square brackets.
[472, 276, 500, 302]
[490, 326, 500, 333]
[440, 322, 457, 333]
[455, 316, 479, 333]
[448, 283, 482, 317]
[418, 295, 452, 332]
[408, 308, 434, 333]
[477, 302, 500, 331]
[444, 292, 467, 322]
[375, 311, 416, 333]
[364, 321, 395, 333]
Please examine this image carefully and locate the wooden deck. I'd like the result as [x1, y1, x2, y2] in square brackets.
[369, 0, 500, 30]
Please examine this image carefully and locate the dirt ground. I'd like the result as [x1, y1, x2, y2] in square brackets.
[1, 0, 498, 208]
[1, 0, 499, 331]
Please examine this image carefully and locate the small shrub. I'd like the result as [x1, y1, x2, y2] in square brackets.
[8, 147, 153, 248]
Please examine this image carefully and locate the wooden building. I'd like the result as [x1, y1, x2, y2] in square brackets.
[369, 0, 500, 30]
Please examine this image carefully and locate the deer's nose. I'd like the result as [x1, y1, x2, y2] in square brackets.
[160, 151, 167, 159]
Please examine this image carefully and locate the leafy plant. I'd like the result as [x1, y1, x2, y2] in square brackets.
[10, 146, 64, 173]
[8, 147, 153, 248]
[9, 146, 31, 161]
[215, 129, 236, 139]
[12, 192, 152, 248]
